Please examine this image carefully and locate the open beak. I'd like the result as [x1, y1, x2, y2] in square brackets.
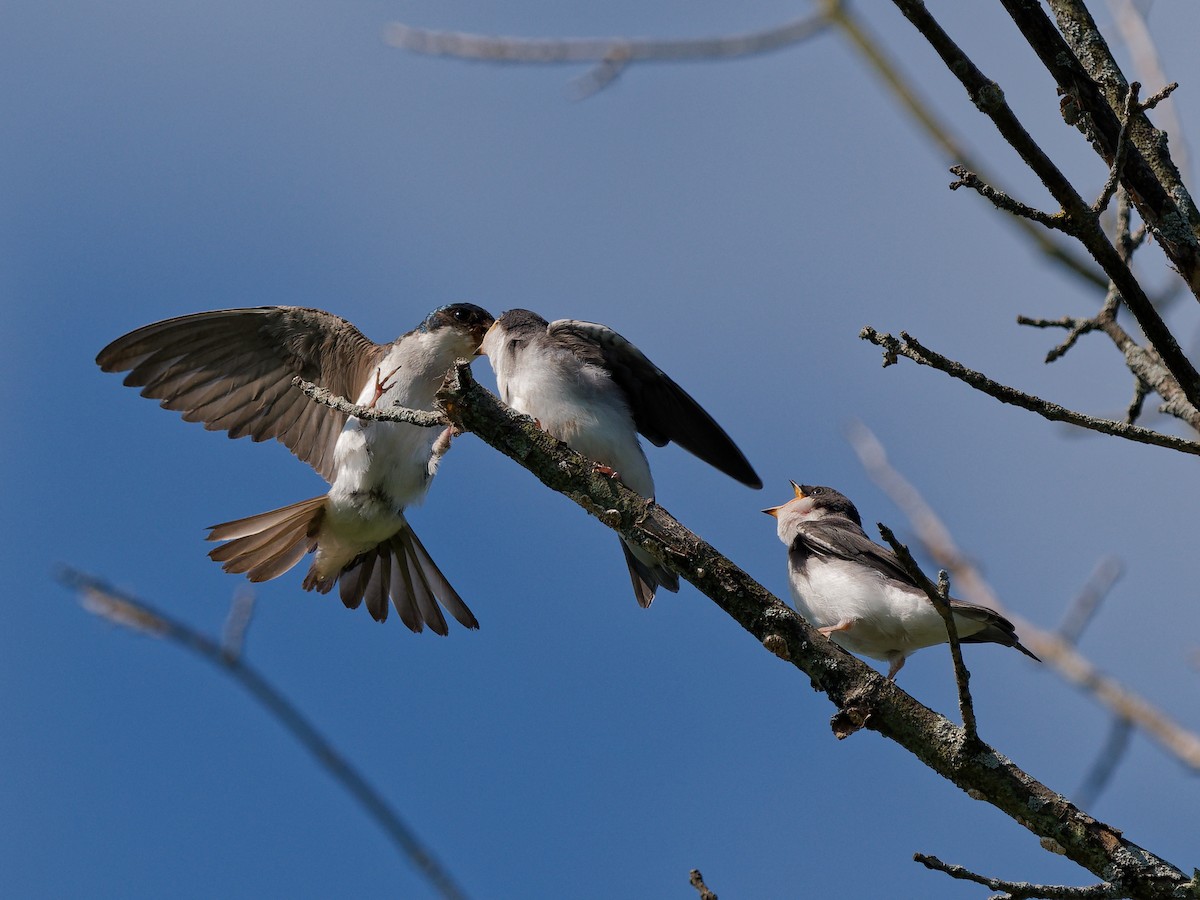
[763, 481, 806, 517]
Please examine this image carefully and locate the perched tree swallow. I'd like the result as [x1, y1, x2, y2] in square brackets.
[97, 303, 495, 634]
[764, 483, 1037, 679]
[481, 309, 761, 608]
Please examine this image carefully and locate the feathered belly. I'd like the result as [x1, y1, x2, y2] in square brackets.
[789, 562, 951, 660]
[310, 418, 437, 576]
[505, 371, 654, 496]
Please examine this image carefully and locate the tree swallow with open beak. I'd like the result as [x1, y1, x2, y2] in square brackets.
[764, 483, 1037, 679]
[97, 303, 495, 634]
[481, 309, 761, 608]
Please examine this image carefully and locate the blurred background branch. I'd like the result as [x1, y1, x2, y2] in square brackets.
[56, 568, 470, 900]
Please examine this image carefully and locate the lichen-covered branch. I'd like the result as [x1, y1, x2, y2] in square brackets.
[309, 360, 1200, 900]
[914, 853, 1123, 899]
[887, 0, 1200, 410]
[1004, 0, 1200, 296]
[292, 377, 447, 427]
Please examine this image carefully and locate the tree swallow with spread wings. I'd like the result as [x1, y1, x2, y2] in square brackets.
[97, 303, 495, 634]
[481, 309, 761, 608]
[764, 483, 1037, 679]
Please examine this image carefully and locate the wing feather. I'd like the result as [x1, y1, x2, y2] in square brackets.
[98, 307, 389, 481]
[547, 319, 761, 487]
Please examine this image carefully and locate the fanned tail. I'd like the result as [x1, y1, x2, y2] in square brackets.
[620, 537, 679, 609]
[335, 523, 479, 635]
[207, 496, 325, 583]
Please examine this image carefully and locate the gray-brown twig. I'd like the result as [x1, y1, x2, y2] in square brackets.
[384, 11, 834, 98]
[914, 853, 1122, 899]
[877, 525, 978, 745]
[859, 327, 1200, 455]
[889, 0, 1200, 407]
[689, 868, 718, 900]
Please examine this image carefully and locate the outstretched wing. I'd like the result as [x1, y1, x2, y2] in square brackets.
[547, 319, 761, 488]
[97, 306, 389, 482]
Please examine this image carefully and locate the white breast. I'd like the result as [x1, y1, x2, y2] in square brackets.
[789, 557, 954, 661]
[494, 342, 654, 497]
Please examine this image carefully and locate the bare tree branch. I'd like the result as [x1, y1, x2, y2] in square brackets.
[292, 377, 447, 427]
[914, 853, 1123, 899]
[949, 165, 1069, 229]
[384, 10, 834, 97]
[820, 1, 1107, 290]
[887, 0, 1200, 407]
[56, 568, 470, 900]
[1019, 0, 1200, 295]
[1107, 0, 1190, 177]
[689, 869, 719, 900]
[859, 326, 1200, 455]
[285, 359, 1198, 899]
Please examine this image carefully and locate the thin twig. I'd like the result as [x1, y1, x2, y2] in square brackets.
[689, 869, 718, 900]
[385, 10, 834, 97]
[890, 0, 1200, 407]
[1107, 0, 1189, 175]
[914, 853, 1122, 899]
[846, 422, 1200, 774]
[878, 526, 978, 744]
[950, 165, 1069, 230]
[859, 326, 1200, 456]
[1126, 377, 1151, 426]
[1016, 313, 1102, 363]
[1006, 0, 1200, 299]
[292, 376, 447, 427]
[56, 568, 470, 900]
[821, 0, 1106, 290]
[1094, 83, 1141, 214]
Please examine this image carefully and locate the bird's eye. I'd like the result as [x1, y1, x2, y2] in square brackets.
[810, 487, 824, 495]
[454, 309, 467, 320]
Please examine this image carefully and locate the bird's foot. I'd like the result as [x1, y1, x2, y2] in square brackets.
[886, 654, 906, 680]
[818, 620, 855, 636]
[592, 462, 621, 480]
[431, 425, 461, 461]
[369, 364, 402, 408]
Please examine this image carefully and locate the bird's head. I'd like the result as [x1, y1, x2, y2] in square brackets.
[478, 308, 548, 358]
[763, 483, 862, 542]
[420, 303, 496, 354]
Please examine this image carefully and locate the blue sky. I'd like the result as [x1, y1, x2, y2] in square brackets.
[4, 2, 1199, 897]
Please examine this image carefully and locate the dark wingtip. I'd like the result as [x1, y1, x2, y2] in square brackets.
[1014, 641, 1041, 662]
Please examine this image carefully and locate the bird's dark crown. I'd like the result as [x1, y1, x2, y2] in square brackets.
[420, 303, 495, 334]
[496, 308, 549, 332]
[799, 484, 862, 526]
